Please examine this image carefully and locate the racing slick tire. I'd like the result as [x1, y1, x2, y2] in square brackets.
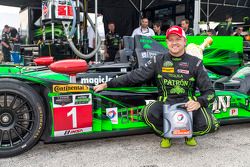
[0, 79, 45, 158]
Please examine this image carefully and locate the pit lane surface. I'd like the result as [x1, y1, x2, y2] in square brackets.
[1, 123, 250, 167]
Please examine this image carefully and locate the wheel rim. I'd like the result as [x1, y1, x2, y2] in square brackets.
[0, 92, 35, 149]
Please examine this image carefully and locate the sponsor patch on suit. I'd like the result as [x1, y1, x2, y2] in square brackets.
[162, 67, 174, 73]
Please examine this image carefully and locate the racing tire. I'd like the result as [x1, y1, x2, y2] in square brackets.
[0, 79, 45, 158]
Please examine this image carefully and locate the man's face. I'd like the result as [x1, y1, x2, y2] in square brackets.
[206, 31, 213, 36]
[4, 27, 10, 33]
[236, 27, 243, 34]
[181, 21, 188, 30]
[141, 19, 149, 28]
[108, 24, 115, 32]
[167, 34, 186, 57]
[153, 25, 160, 33]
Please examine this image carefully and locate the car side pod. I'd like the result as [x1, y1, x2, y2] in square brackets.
[33, 56, 54, 66]
[49, 59, 88, 83]
[163, 103, 193, 139]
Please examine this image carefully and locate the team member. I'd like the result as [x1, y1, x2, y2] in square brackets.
[153, 22, 164, 36]
[233, 26, 244, 37]
[180, 19, 194, 36]
[215, 15, 234, 36]
[1, 25, 11, 62]
[132, 17, 155, 37]
[94, 26, 219, 148]
[104, 22, 121, 62]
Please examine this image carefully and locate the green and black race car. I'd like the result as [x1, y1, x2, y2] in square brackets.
[0, 35, 248, 158]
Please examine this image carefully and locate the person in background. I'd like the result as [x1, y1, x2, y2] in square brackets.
[132, 17, 155, 37]
[180, 19, 194, 36]
[215, 15, 234, 36]
[1, 25, 11, 62]
[233, 26, 244, 36]
[104, 22, 121, 62]
[9, 27, 19, 43]
[206, 29, 216, 36]
[153, 22, 165, 36]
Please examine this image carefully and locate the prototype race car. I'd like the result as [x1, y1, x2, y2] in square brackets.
[0, 35, 248, 158]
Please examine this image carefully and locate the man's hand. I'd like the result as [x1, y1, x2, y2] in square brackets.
[185, 100, 201, 112]
[93, 83, 108, 92]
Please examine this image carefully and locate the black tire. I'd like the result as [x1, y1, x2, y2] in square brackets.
[0, 78, 45, 158]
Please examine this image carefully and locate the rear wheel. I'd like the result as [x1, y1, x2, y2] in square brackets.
[0, 79, 45, 158]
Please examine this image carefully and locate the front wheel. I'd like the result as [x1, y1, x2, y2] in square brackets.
[0, 79, 45, 158]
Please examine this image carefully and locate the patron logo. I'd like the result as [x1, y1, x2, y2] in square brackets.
[212, 96, 231, 113]
[53, 84, 89, 93]
[81, 75, 118, 85]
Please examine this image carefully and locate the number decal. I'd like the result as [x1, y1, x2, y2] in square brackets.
[67, 107, 77, 128]
[52, 94, 93, 137]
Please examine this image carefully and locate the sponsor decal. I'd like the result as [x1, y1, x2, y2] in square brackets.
[53, 94, 93, 137]
[170, 85, 185, 94]
[173, 129, 190, 135]
[174, 112, 186, 123]
[168, 74, 183, 78]
[163, 79, 189, 86]
[163, 61, 173, 67]
[54, 95, 73, 106]
[145, 60, 152, 67]
[177, 114, 184, 121]
[169, 27, 179, 31]
[230, 108, 238, 116]
[141, 51, 158, 59]
[42, 2, 48, 16]
[53, 84, 89, 93]
[177, 69, 189, 74]
[54, 127, 92, 137]
[75, 95, 91, 105]
[106, 108, 118, 124]
[81, 75, 118, 86]
[212, 96, 231, 113]
[179, 62, 189, 68]
[162, 67, 174, 73]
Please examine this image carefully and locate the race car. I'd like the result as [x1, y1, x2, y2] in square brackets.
[0, 35, 248, 158]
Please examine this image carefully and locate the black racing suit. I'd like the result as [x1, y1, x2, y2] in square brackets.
[107, 52, 219, 136]
[105, 32, 121, 62]
[1, 31, 11, 62]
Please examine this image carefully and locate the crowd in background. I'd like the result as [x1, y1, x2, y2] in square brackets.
[103, 15, 249, 62]
[1, 14, 249, 63]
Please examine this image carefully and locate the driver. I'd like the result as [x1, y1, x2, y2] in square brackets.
[94, 26, 219, 148]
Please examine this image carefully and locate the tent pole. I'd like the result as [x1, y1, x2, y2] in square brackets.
[95, 0, 98, 62]
[207, 0, 210, 30]
[139, 0, 142, 24]
[194, 0, 201, 34]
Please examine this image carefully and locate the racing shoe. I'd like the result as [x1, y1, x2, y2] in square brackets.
[185, 137, 197, 146]
[160, 138, 171, 148]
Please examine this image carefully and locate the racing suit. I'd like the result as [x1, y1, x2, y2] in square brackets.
[107, 52, 219, 136]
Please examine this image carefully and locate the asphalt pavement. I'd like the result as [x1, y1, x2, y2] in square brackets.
[1, 123, 250, 167]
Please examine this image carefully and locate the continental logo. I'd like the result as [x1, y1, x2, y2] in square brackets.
[53, 84, 89, 93]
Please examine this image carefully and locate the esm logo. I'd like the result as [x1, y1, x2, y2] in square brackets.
[212, 96, 231, 113]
